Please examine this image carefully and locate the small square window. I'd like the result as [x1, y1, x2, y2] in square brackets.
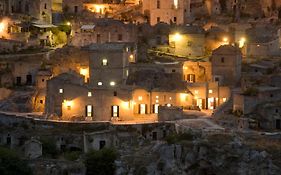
[88, 92, 92, 97]
[59, 89, 63, 93]
[102, 59, 108, 66]
[209, 90, 213, 94]
[194, 90, 199, 94]
[98, 82, 102, 86]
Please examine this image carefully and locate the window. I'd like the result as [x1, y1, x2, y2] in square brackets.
[157, 17, 160, 23]
[126, 70, 129, 76]
[173, 17, 177, 23]
[40, 100, 43, 104]
[275, 109, 279, 113]
[86, 105, 93, 117]
[223, 98, 227, 102]
[172, 69, 176, 73]
[44, 3, 47, 9]
[157, 0, 160, 8]
[221, 57, 225, 63]
[74, 6, 78, 13]
[99, 140, 106, 150]
[138, 96, 143, 101]
[113, 91, 117, 96]
[209, 89, 213, 94]
[59, 89, 63, 93]
[153, 104, 159, 114]
[102, 59, 108, 66]
[169, 97, 172, 100]
[118, 34, 123, 41]
[112, 105, 119, 117]
[194, 90, 199, 94]
[270, 94, 273, 98]
[187, 74, 195, 82]
[139, 104, 147, 114]
[167, 103, 172, 107]
[276, 119, 281, 129]
[88, 92, 92, 97]
[42, 79, 45, 82]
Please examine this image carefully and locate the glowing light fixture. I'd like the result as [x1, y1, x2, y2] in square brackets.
[173, 33, 182, 41]
[110, 81, 116, 86]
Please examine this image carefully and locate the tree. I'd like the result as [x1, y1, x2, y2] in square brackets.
[85, 148, 118, 175]
[0, 147, 32, 175]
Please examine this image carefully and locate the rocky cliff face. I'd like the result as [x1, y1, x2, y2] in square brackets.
[116, 133, 281, 175]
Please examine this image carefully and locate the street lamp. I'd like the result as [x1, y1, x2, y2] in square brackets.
[173, 33, 182, 41]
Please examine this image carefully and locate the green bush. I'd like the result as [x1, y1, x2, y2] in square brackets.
[85, 148, 118, 175]
[0, 146, 32, 175]
[40, 138, 59, 158]
[64, 151, 81, 161]
[165, 132, 193, 144]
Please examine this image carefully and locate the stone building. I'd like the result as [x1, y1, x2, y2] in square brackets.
[142, 0, 189, 25]
[168, 25, 206, 58]
[1, 0, 52, 23]
[24, 138, 42, 159]
[210, 45, 242, 87]
[87, 42, 137, 88]
[245, 25, 280, 57]
[45, 70, 192, 121]
[182, 60, 212, 83]
[70, 19, 137, 47]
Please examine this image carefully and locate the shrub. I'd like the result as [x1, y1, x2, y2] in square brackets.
[64, 151, 81, 161]
[165, 132, 193, 144]
[85, 148, 118, 175]
[40, 138, 59, 158]
[0, 146, 32, 175]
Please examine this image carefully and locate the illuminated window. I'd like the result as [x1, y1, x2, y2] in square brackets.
[153, 104, 159, 114]
[138, 96, 143, 101]
[209, 90, 213, 94]
[59, 88, 63, 93]
[102, 59, 108, 66]
[111, 105, 119, 117]
[129, 54, 134, 62]
[126, 70, 129, 76]
[88, 92, 92, 97]
[156, 96, 159, 99]
[110, 81, 116, 86]
[156, 99, 159, 103]
[167, 103, 171, 107]
[139, 104, 146, 114]
[194, 90, 199, 94]
[223, 98, 227, 102]
[86, 105, 93, 117]
[98, 82, 103, 86]
[169, 97, 172, 100]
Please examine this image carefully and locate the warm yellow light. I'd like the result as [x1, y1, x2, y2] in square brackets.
[223, 37, 228, 42]
[174, 0, 179, 9]
[80, 68, 89, 83]
[80, 68, 88, 76]
[180, 93, 188, 101]
[167, 103, 171, 107]
[173, 33, 182, 41]
[0, 22, 5, 32]
[138, 96, 142, 101]
[239, 37, 246, 48]
[66, 22, 71, 26]
[122, 101, 130, 109]
[64, 100, 73, 109]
